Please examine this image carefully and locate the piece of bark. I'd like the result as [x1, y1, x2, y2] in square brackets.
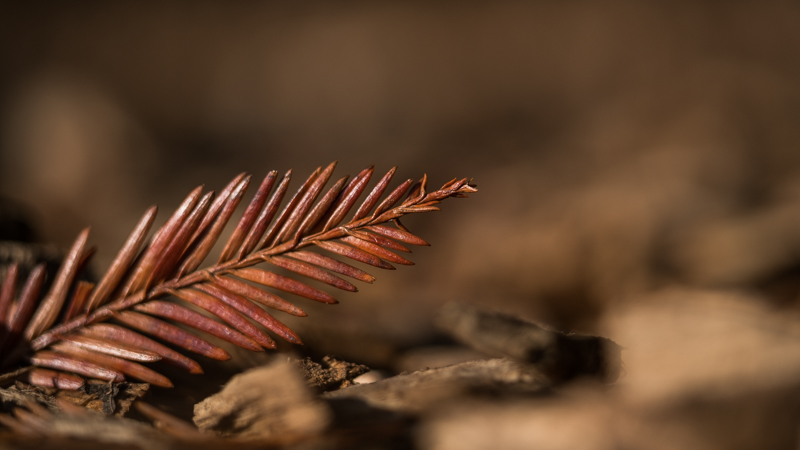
[436, 302, 621, 383]
[193, 359, 331, 440]
[293, 355, 370, 391]
[1, 382, 58, 413]
[324, 358, 550, 415]
[421, 289, 800, 450]
[1, 380, 148, 417]
[57, 380, 149, 417]
[394, 345, 487, 373]
[10, 411, 170, 450]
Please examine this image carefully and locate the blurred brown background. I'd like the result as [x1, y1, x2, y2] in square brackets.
[2, 0, 800, 352]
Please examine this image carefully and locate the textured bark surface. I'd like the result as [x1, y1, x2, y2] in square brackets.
[193, 359, 331, 440]
[437, 302, 622, 383]
[325, 358, 551, 414]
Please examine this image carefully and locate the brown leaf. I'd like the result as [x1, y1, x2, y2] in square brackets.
[274, 161, 337, 244]
[240, 170, 292, 257]
[51, 340, 173, 387]
[347, 229, 411, 253]
[295, 175, 348, 240]
[179, 175, 251, 276]
[366, 224, 430, 246]
[220, 171, 277, 262]
[211, 274, 307, 316]
[124, 186, 203, 296]
[26, 228, 90, 340]
[147, 191, 213, 286]
[113, 310, 230, 361]
[323, 165, 374, 231]
[62, 281, 95, 322]
[85, 206, 158, 313]
[134, 300, 262, 352]
[233, 268, 337, 304]
[353, 166, 396, 220]
[265, 256, 357, 292]
[372, 178, 414, 218]
[172, 288, 276, 349]
[31, 350, 125, 382]
[1, 264, 46, 354]
[314, 240, 395, 270]
[195, 283, 302, 344]
[262, 166, 321, 248]
[0, 263, 18, 346]
[286, 250, 376, 283]
[25, 368, 84, 390]
[59, 333, 162, 362]
[341, 236, 414, 265]
[80, 323, 203, 374]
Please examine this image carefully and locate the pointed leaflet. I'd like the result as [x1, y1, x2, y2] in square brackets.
[346, 229, 411, 252]
[210, 274, 307, 316]
[314, 240, 395, 270]
[404, 173, 428, 205]
[85, 206, 158, 313]
[1, 265, 45, 353]
[134, 300, 262, 352]
[274, 161, 337, 244]
[353, 166, 396, 221]
[62, 281, 94, 322]
[25, 228, 89, 340]
[265, 256, 357, 292]
[261, 166, 321, 248]
[295, 175, 348, 240]
[323, 165, 374, 231]
[59, 334, 162, 362]
[172, 288, 276, 349]
[124, 186, 203, 296]
[80, 323, 203, 374]
[239, 170, 291, 258]
[219, 171, 276, 262]
[194, 283, 302, 344]
[26, 368, 84, 390]
[366, 224, 430, 246]
[30, 351, 124, 382]
[147, 191, 213, 287]
[50, 340, 173, 387]
[178, 176, 250, 276]
[189, 173, 246, 246]
[341, 236, 414, 265]
[372, 178, 414, 218]
[286, 250, 376, 283]
[233, 268, 337, 304]
[0, 264, 17, 345]
[113, 310, 230, 361]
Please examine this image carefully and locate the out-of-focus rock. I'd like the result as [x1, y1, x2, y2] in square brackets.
[608, 288, 800, 406]
[420, 289, 800, 450]
[193, 359, 331, 440]
[324, 358, 550, 415]
[437, 302, 621, 383]
[393, 345, 487, 374]
[669, 202, 800, 286]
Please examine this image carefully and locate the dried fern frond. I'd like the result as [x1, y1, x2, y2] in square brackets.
[0, 162, 476, 389]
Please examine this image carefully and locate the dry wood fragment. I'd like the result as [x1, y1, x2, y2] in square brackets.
[294, 355, 370, 391]
[193, 359, 332, 440]
[436, 302, 622, 383]
[323, 358, 551, 414]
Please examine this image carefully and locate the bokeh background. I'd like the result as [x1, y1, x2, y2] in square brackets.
[3, 2, 800, 447]
[3, 0, 800, 385]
